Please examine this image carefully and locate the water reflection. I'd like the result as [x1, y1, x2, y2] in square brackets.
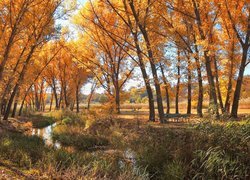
[32, 123, 61, 148]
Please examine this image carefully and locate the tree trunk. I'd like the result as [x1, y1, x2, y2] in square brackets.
[63, 85, 69, 108]
[3, 45, 36, 120]
[49, 93, 54, 112]
[19, 89, 30, 116]
[187, 55, 192, 115]
[11, 90, 20, 118]
[129, 1, 164, 122]
[160, 64, 170, 114]
[4, 85, 18, 120]
[194, 41, 203, 117]
[1, 99, 7, 115]
[192, 0, 219, 119]
[114, 78, 120, 114]
[52, 81, 59, 110]
[205, 54, 219, 118]
[213, 56, 225, 113]
[140, 29, 164, 122]
[224, 40, 235, 113]
[176, 50, 181, 114]
[133, 32, 155, 121]
[231, 46, 248, 118]
[76, 85, 80, 113]
[59, 88, 63, 109]
[19, 98, 25, 116]
[115, 87, 120, 114]
[34, 84, 40, 111]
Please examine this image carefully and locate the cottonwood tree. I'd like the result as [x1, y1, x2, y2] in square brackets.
[219, 0, 250, 117]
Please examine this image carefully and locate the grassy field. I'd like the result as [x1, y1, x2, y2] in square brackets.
[0, 110, 249, 179]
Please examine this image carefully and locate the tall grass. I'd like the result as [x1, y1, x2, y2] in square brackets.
[1, 111, 249, 179]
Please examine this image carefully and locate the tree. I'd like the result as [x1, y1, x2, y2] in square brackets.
[220, 0, 250, 118]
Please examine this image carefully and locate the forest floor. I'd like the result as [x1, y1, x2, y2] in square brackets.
[0, 110, 249, 179]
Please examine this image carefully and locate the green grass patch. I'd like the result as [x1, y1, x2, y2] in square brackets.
[30, 114, 56, 128]
[0, 132, 48, 168]
[52, 125, 109, 150]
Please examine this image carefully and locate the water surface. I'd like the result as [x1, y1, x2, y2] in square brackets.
[31, 123, 61, 148]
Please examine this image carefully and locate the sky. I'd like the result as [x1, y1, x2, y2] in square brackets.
[58, 0, 250, 95]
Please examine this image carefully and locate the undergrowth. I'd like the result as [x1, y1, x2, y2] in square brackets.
[0, 111, 249, 179]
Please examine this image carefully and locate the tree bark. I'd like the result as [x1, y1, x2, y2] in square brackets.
[192, 0, 219, 118]
[231, 46, 248, 118]
[11, 90, 20, 118]
[115, 87, 120, 114]
[193, 38, 203, 117]
[160, 64, 170, 114]
[176, 50, 181, 114]
[129, 2, 164, 122]
[132, 31, 155, 121]
[187, 55, 192, 115]
[224, 43, 234, 113]
[49, 92, 54, 112]
[19, 97, 25, 116]
[52, 79, 59, 109]
[213, 56, 225, 113]
[3, 45, 36, 120]
[76, 85, 80, 113]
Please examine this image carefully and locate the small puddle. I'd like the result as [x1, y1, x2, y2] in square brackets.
[31, 123, 61, 148]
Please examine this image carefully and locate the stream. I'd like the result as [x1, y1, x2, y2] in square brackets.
[31, 122, 137, 170]
[31, 123, 61, 148]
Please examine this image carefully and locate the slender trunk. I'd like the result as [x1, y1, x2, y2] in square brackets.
[160, 64, 170, 114]
[231, 46, 248, 118]
[52, 81, 59, 109]
[187, 56, 192, 115]
[205, 54, 219, 118]
[19, 98, 25, 116]
[192, 0, 219, 119]
[11, 90, 20, 118]
[1, 99, 7, 115]
[87, 96, 92, 110]
[0, 46, 26, 113]
[129, 1, 164, 122]
[87, 95, 92, 110]
[115, 87, 120, 114]
[19, 89, 30, 116]
[194, 39, 203, 117]
[3, 45, 36, 120]
[133, 33, 155, 121]
[176, 50, 181, 114]
[4, 85, 18, 120]
[139, 29, 164, 122]
[39, 81, 45, 111]
[141, 68, 155, 121]
[76, 85, 80, 113]
[12, 101, 18, 118]
[59, 88, 63, 109]
[63, 85, 69, 108]
[114, 78, 120, 113]
[224, 41, 235, 113]
[213, 56, 225, 113]
[120, 0, 155, 121]
[87, 81, 96, 110]
[49, 93, 54, 112]
[34, 84, 40, 111]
